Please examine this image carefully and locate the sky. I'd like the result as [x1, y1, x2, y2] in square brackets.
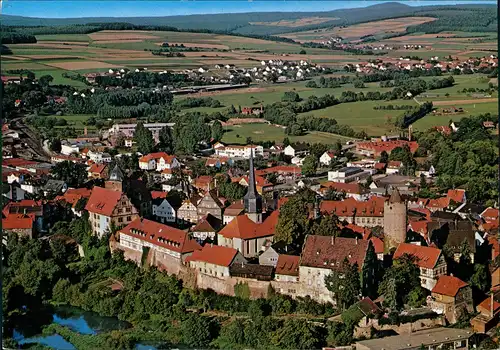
[1, 0, 496, 18]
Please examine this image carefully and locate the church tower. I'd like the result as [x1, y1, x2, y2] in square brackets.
[383, 187, 407, 254]
[105, 164, 125, 192]
[244, 150, 263, 223]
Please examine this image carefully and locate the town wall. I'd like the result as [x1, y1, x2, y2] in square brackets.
[354, 316, 446, 338]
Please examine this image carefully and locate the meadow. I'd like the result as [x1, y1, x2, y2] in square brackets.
[220, 123, 354, 145]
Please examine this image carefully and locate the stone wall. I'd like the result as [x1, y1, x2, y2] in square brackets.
[113, 242, 322, 302]
[196, 273, 271, 299]
[354, 316, 446, 338]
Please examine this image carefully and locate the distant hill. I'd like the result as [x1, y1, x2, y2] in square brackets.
[2, 2, 497, 35]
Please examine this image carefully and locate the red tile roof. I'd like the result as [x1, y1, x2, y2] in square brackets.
[320, 197, 385, 217]
[224, 201, 245, 216]
[88, 163, 107, 174]
[370, 237, 384, 254]
[234, 175, 273, 188]
[191, 215, 216, 232]
[320, 182, 367, 195]
[374, 162, 387, 170]
[477, 297, 500, 316]
[85, 186, 123, 216]
[426, 197, 450, 210]
[139, 152, 174, 163]
[446, 189, 466, 204]
[431, 275, 468, 297]
[387, 161, 402, 168]
[151, 191, 168, 199]
[408, 220, 430, 235]
[3, 200, 43, 216]
[393, 243, 442, 269]
[300, 235, 370, 271]
[256, 165, 300, 176]
[481, 207, 499, 222]
[2, 214, 34, 230]
[258, 210, 280, 237]
[120, 218, 201, 254]
[356, 140, 419, 154]
[194, 175, 213, 188]
[218, 215, 261, 239]
[55, 188, 92, 207]
[205, 158, 220, 167]
[343, 223, 372, 238]
[186, 244, 239, 267]
[2, 158, 38, 168]
[275, 254, 299, 276]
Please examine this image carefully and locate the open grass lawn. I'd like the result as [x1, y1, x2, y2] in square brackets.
[298, 99, 419, 136]
[54, 114, 97, 130]
[221, 123, 353, 144]
[33, 69, 88, 87]
[200, 81, 393, 109]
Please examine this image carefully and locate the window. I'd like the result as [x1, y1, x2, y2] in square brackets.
[118, 218, 123, 223]
[127, 216, 131, 221]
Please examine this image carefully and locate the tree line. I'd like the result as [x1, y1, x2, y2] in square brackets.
[0, 32, 37, 44]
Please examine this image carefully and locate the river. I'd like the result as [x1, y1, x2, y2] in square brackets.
[12, 305, 166, 349]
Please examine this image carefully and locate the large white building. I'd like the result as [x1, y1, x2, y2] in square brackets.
[214, 144, 263, 159]
[108, 123, 175, 141]
[327, 167, 373, 183]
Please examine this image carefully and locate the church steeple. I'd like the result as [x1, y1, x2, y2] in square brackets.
[105, 164, 125, 192]
[244, 149, 262, 223]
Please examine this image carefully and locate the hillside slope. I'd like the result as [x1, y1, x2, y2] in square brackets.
[2, 2, 496, 35]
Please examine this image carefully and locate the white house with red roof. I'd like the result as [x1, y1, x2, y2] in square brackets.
[386, 161, 403, 175]
[186, 244, 246, 278]
[85, 186, 139, 237]
[394, 243, 447, 291]
[274, 254, 300, 283]
[117, 218, 201, 273]
[139, 152, 180, 171]
[319, 151, 337, 166]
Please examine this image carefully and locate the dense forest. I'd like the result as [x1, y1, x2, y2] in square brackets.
[0, 32, 37, 44]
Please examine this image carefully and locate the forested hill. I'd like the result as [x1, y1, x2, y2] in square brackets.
[2, 2, 497, 35]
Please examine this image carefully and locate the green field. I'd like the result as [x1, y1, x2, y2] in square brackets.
[298, 99, 419, 135]
[36, 34, 91, 42]
[221, 123, 354, 144]
[54, 114, 97, 130]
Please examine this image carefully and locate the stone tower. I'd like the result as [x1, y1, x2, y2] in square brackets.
[105, 164, 125, 192]
[244, 150, 263, 223]
[383, 187, 407, 254]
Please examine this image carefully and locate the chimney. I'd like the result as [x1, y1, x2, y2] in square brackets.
[211, 243, 213, 248]
[84, 127, 88, 136]
[331, 236, 334, 245]
[491, 293, 494, 318]
[355, 236, 358, 245]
